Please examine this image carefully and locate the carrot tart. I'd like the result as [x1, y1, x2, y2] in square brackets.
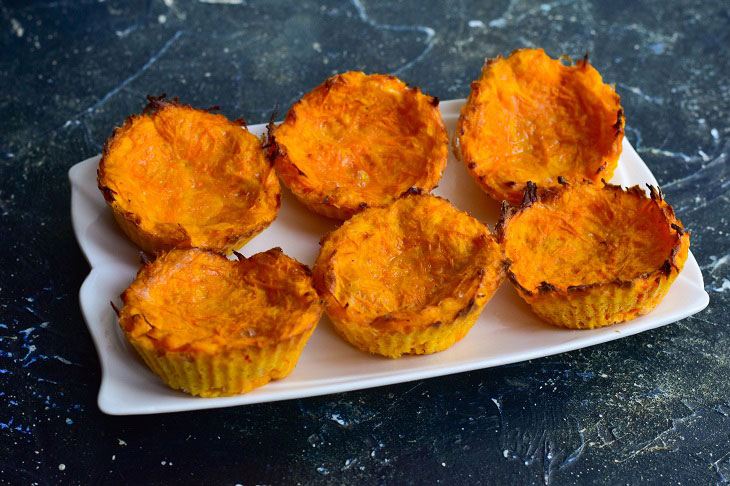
[117, 248, 322, 397]
[313, 191, 505, 358]
[270, 71, 448, 220]
[98, 95, 280, 254]
[457, 48, 624, 205]
[498, 180, 689, 329]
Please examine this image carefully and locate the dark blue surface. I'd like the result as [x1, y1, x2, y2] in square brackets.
[1, 1, 729, 484]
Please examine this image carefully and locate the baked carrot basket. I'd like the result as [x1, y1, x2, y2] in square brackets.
[116, 248, 322, 397]
[269, 71, 448, 220]
[98, 95, 280, 254]
[313, 190, 505, 358]
[498, 180, 690, 329]
[456, 48, 624, 205]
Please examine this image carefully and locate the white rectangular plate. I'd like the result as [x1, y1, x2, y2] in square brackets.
[70, 99, 709, 415]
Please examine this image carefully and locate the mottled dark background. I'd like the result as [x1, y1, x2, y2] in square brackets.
[1, 0, 729, 484]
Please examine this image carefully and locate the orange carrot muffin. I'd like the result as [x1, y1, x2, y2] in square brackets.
[456, 48, 625, 205]
[313, 190, 505, 358]
[269, 71, 448, 220]
[98, 95, 280, 254]
[116, 247, 322, 397]
[498, 180, 689, 329]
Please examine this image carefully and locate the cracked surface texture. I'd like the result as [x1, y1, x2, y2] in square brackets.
[1, 0, 729, 484]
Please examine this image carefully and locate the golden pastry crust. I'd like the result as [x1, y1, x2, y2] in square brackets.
[98, 96, 280, 254]
[456, 49, 624, 205]
[270, 71, 448, 220]
[118, 247, 322, 397]
[498, 180, 689, 329]
[313, 191, 505, 358]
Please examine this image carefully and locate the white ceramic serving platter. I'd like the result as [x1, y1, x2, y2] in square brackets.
[70, 99, 709, 415]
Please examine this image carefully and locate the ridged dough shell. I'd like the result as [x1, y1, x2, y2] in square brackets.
[498, 181, 689, 329]
[98, 96, 280, 254]
[457, 49, 624, 205]
[313, 191, 505, 357]
[270, 72, 448, 220]
[117, 247, 322, 397]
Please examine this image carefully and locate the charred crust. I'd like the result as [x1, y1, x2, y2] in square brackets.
[537, 281, 557, 294]
[468, 162, 477, 170]
[500, 200, 509, 220]
[520, 181, 539, 208]
[403, 186, 424, 197]
[100, 185, 117, 203]
[205, 105, 221, 113]
[613, 109, 624, 131]
[507, 269, 533, 297]
[485, 55, 502, 68]
[671, 223, 684, 235]
[139, 251, 152, 265]
[668, 244, 681, 271]
[496, 201, 511, 243]
[323, 195, 330, 204]
[264, 103, 280, 150]
[430, 96, 440, 107]
[232, 117, 248, 128]
[505, 180, 517, 187]
[501, 258, 513, 273]
[299, 263, 313, 277]
[557, 176, 569, 186]
[567, 284, 589, 292]
[359, 202, 369, 209]
[647, 184, 663, 202]
[456, 297, 476, 319]
[232, 250, 245, 261]
[143, 93, 183, 115]
[143, 93, 167, 113]
[292, 164, 306, 177]
[582, 53, 589, 66]
[596, 164, 605, 174]
[110, 301, 121, 317]
[660, 259, 673, 276]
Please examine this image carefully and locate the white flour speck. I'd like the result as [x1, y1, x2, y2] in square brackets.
[714, 278, 730, 293]
[330, 413, 347, 426]
[709, 254, 730, 273]
[468, 20, 485, 28]
[10, 19, 24, 37]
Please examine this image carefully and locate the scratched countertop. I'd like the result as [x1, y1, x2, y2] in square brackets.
[2, 1, 729, 484]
